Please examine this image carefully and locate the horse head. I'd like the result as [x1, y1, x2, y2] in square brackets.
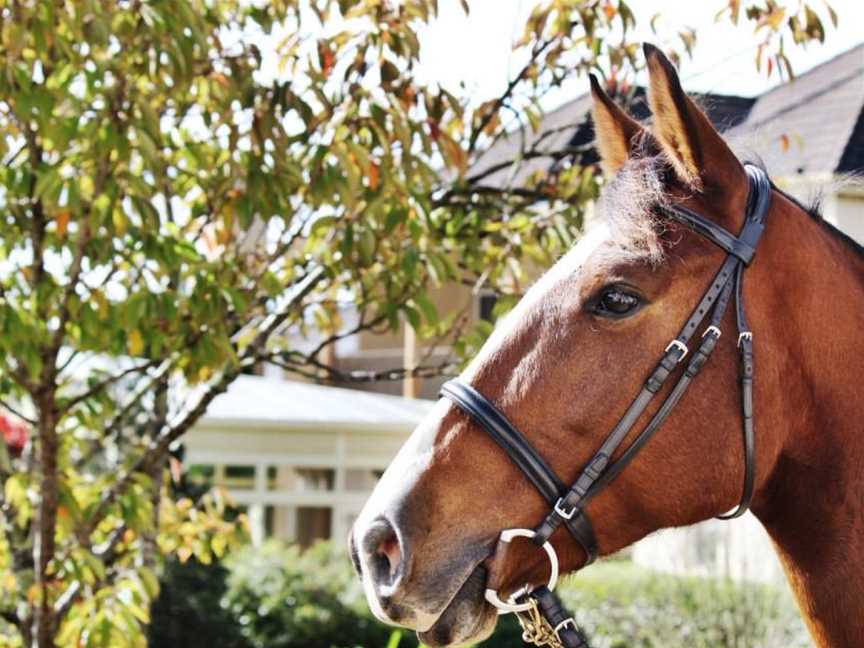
[350, 43, 833, 646]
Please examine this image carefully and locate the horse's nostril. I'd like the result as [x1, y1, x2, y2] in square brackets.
[375, 530, 402, 579]
[360, 518, 404, 589]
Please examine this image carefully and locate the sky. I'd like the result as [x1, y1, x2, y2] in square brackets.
[415, 0, 864, 107]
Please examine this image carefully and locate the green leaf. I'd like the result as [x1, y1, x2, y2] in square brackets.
[412, 293, 438, 326]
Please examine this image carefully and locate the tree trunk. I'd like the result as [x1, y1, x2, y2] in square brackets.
[31, 395, 58, 648]
[142, 383, 168, 568]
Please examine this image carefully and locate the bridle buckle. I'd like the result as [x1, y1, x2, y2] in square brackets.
[664, 339, 689, 361]
[553, 497, 577, 520]
[702, 325, 722, 339]
[555, 617, 578, 638]
[738, 331, 753, 347]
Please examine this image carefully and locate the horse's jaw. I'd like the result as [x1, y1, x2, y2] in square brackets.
[414, 564, 498, 647]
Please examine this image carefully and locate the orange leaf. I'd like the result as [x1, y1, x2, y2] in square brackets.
[367, 162, 379, 190]
[602, 1, 616, 20]
[128, 329, 144, 356]
[427, 119, 441, 142]
[55, 210, 70, 237]
[318, 41, 334, 77]
[764, 8, 786, 30]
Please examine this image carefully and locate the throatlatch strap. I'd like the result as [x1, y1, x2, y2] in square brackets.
[717, 263, 756, 519]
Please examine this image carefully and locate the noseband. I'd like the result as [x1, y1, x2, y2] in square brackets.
[439, 164, 771, 647]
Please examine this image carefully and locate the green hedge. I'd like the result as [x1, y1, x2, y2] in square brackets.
[149, 541, 810, 648]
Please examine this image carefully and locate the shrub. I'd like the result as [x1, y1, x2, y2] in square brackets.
[557, 561, 811, 648]
[148, 557, 249, 648]
[221, 541, 416, 648]
[150, 541, 810, 648]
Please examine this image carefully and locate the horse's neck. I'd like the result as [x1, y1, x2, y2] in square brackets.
[754, 195, 864, 647]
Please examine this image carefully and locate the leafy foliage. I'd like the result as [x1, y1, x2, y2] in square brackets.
[0, 0, 834, 646]
[148, 557, 247, 648]
[220, 541, 411, 648]
[153, 541, 808, 648]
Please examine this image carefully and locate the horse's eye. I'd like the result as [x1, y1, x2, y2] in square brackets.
[593, 287, 642, 317]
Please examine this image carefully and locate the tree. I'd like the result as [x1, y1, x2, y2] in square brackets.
[0, 0, 834, 645]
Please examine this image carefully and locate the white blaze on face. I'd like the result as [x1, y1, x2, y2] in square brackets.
[462, 222, 612, 384]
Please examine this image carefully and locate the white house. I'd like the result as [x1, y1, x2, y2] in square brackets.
[184, 375, 433, 546]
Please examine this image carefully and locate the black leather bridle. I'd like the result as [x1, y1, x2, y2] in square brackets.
[439, 164, 771, 648]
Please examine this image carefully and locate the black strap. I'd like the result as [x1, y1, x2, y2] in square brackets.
[717, 263, 756, 519]
[529, 587, 590, 648]
[664, 205, 757, 264]
[440, 381, 598, 562]
[532, 260, 740, 545]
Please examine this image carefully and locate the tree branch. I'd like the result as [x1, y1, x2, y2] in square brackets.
[467, 36, 558, 155]
[59, 360, 158, 415]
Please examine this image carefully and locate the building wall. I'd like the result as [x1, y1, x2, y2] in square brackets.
[632, 514, 786, 584]
[824, 190, 864, 242]
[184, 424, 407, 547]
[334, 282, 480, 399]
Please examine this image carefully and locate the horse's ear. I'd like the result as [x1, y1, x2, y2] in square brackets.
[589, 73, 645, 176]
[643, 43, 744, 191]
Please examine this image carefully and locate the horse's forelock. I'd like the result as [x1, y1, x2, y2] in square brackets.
[595, 156, 669, 266]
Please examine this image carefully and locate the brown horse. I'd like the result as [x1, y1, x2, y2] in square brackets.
[350, 44, 864, 648]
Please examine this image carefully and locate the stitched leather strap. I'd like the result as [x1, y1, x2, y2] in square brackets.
[532, 262, 739, 545]
[440, 381, 599, 562]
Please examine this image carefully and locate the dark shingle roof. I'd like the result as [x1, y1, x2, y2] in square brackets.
[727, 43, 864, 177]
[471, 43, 864, 182]
[837, 105, 864, 173]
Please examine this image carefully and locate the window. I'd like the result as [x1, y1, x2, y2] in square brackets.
[296, 468, 334, 491]
[345, 468, 384, 491]
[186, 464, 214, 487]
[479, 293, 497, 322]
[296, 507, 332, 547]
[266, 466, 280, 490]
[267, 467, 335, 492]
[223, 465, 255, 490]
[264, 505, 293, 540]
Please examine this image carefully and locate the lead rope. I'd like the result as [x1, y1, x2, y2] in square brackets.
[516, 588, 590, 648]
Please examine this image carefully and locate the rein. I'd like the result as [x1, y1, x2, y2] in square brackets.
[439, 164, 772, 648]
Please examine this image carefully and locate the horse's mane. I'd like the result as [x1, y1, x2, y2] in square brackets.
[738, 158, 864, 259]
[772, 184, 864, 260]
